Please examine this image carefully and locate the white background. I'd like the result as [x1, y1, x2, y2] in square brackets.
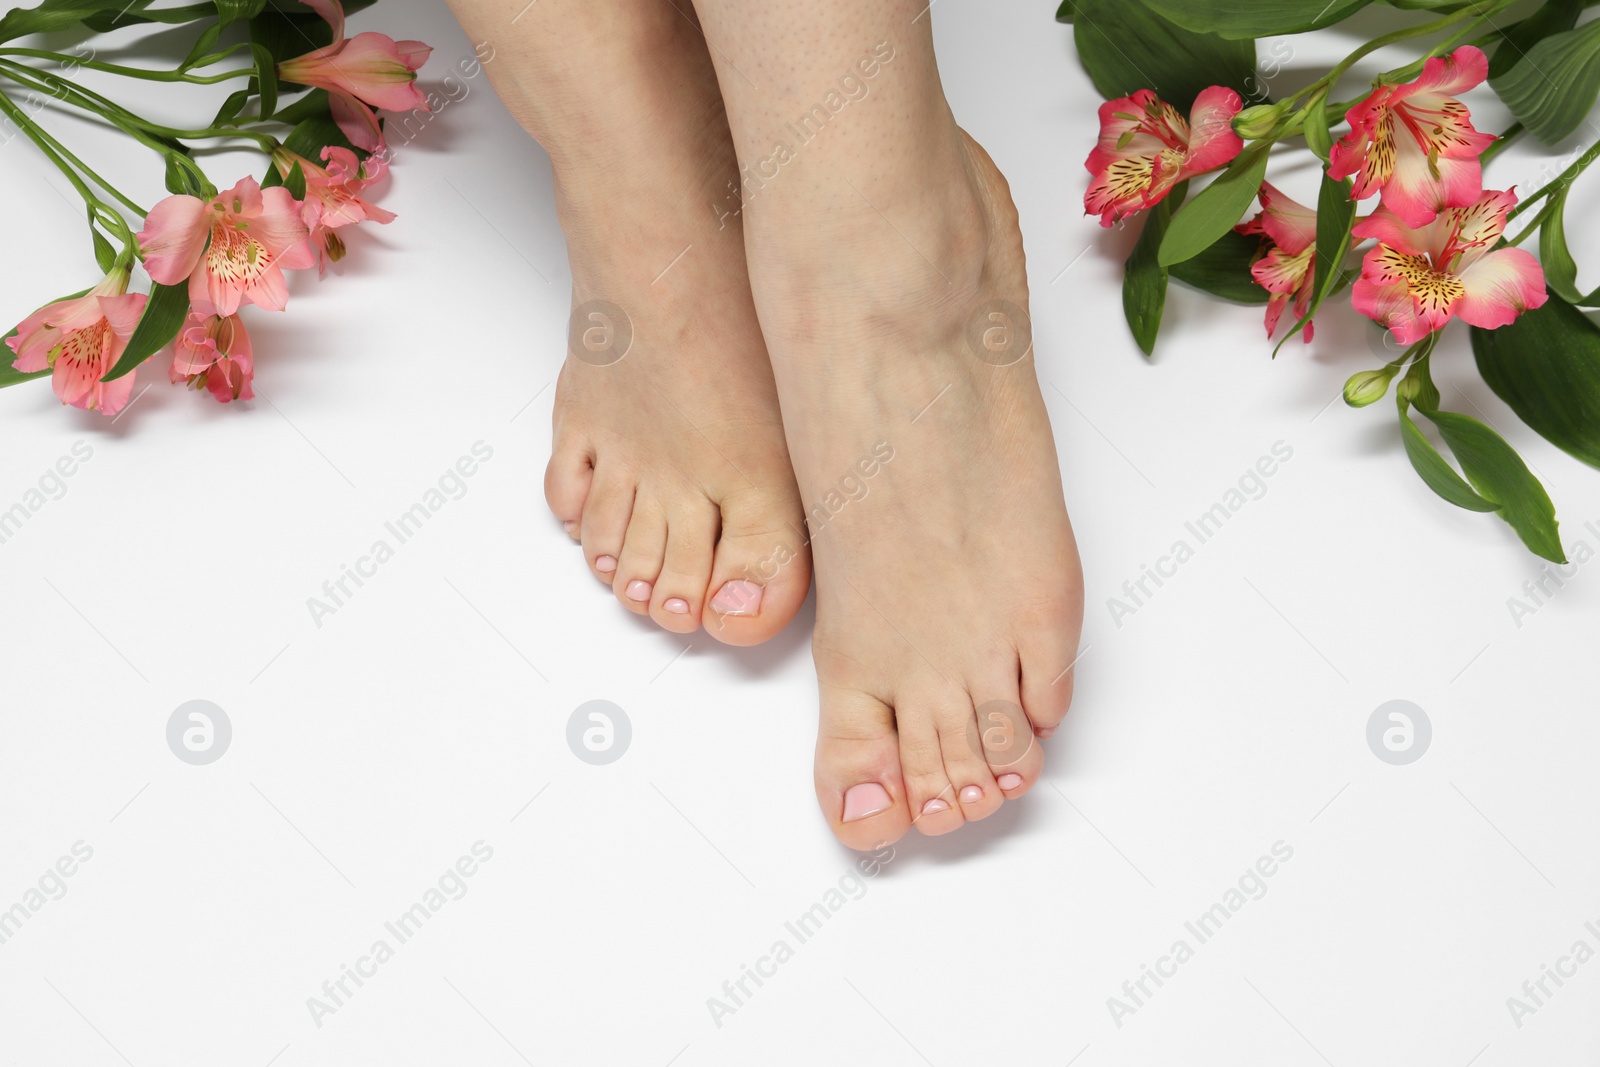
[2, 2, 1599, 1064]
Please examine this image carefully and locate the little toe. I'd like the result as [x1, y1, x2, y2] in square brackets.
[544, 440, 593, 532]
[704, 486, 810, 647]
[649, 498, 718, 634]
[815, 687, 912, 851]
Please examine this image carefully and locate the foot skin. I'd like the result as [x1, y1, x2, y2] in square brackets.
[455, 1, 811, 644]
[751, 132, 1085, 846]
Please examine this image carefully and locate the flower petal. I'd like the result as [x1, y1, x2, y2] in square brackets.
[1379, 133, 1483, 227]
[1180, 85, 1244, 176]
[137, 194, 210, 286]
[1457, 248, 1549, 330]
[329, 92, 385, 152]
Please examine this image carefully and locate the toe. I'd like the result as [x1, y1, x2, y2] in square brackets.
[614, 496, 667, 616]
[704, 485, 810, 647]
[649, 497, 719, 634]
[924, 685, 1003, 823]
[896, 712, 963, 837]
[814, 686, 912, 850]
[579, 470, 635, 585]
[1019, 606, 1083, 738]
[544, 440, 593, 532]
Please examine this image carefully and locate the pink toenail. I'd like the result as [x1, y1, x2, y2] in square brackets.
[563, 521, 578, 536]
[664, 598, 690, 614]
[625, 579, 652, 602]
[998, 773, 1023, 790]
[921, 798, 949, 815]
[842, 783, 891, 823]
[710, 580, 763, 616]
[959, 785, 983, 804]
[595, 555, 617, 573]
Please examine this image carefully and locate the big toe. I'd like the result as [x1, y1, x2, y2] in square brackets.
[814, 688, 911, 851]
[704, 486, 810, 647]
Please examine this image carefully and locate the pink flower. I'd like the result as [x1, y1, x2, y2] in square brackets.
[1237, 182, 1319, 343]
[138, 176, 315, 317]
[1351, 188, 1547, 344]
[1085, 87, 1245, 227]
[278, 0, 432, 152]
[1328, 46, 1497, 228]
[273, 145, 397, 271]
[171, 309, 254, 403]
[6, 270, 146, 415]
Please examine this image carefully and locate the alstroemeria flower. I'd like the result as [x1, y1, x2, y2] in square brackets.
[272, 145, 397, 272]
[278, 0, 431, 152]
[138, 176, 315, 317]
[1085, 86, 1245, 226]
[1328, 46, 1496, 228]
[1237, 182, 1319, 342]
[171, 309, 254, 403]
[1351, 187, 1547, 344]
[6, 270, 146, 415]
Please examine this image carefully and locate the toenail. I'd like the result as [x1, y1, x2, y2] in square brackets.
[563, 521, 578, 536]
[664, 597, 690, 614]
[842, 783, 891, 823]
[959, 785, 983, 804]
[921, 798, 949, 815]
[595, 555, 617, 573]
[998, 773, 1024, 790]
[1037, 726, 1056, 738]
[710, 580, 763, 616]
[625, 579, 652, 602]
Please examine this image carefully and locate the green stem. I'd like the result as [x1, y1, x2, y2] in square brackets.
[0, 86, 145, 217]
[1507, 136, 1600, 221]
[1479, 122, 1524, 167]
[1504, 197, 1560, 247]
[0, 46, 255, 84]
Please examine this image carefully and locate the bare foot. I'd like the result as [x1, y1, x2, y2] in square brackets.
[750, 130, 1085, 844]
[452, 0, 810, 643]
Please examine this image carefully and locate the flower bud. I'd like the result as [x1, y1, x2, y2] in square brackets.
[1344, 366, 1399, 408]
[1232, 103, 1285, 139]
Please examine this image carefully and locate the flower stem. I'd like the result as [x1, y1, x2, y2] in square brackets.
[1506, 136, 1600, 222]
[0, 46, 255, 84]
[0, 86, 146, 218]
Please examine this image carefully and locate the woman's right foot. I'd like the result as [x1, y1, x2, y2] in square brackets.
[449, 0, 810, 643]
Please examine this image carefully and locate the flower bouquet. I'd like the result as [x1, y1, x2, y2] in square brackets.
[1063, 0, 1600, 562]
[0, 0, 429, 413]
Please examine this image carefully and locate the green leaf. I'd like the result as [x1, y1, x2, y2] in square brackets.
[215, 0, 266, 25]
[0, 0, 159, 40]
[283, 160, 307, 200]
[162, 152, 205, 197]
[271, 88, 331, 126]
[1138, 0, 1372, 39]
[181, 21, 224, 70]
[91, 228, 116, 274]
[1123, 187, 1181, 356]
[250, 41, 278, 121]
[249, 4, 336, 68]
[1398, 402, 1499, 512]
[80, 1, 212, 31]
[1312, 172, 1355, 304]
[1423, 407, 1565, 562]
[1068, 0, 1256, 106]
[1158, 141, 1269, 267]
[1055, 0, 1075, 21]
[1472, 293, 1600, 469]
[1168, 228, 1268, 303]
[280, 112, 357, 162]
[1490, 19, 1600, 145]
[1538, 192, 1600, 307]
[1488, 0, 1582, 81]
[1303, 92, 1332, 162]
[212, 88, 251, 127]
[104, 282, 190, 383]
